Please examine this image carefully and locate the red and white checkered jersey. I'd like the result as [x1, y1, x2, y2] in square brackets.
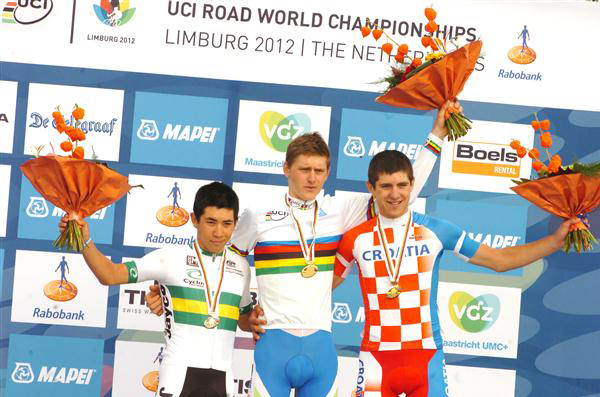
[334, 211, 480, 351]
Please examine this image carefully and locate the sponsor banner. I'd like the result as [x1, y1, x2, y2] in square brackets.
[117, 277, 164, 332]
[334, 190, 426, 214]
[17, 177, 115, 243]
[234, 100, 331, 174]
[0, 80, 17, 153]
[447, 365, 516, 397]
[432, 199, 527, 276]
[438, 282, 521, 358]
[338, 355, 361, 397]
[113, 340, 165, 397]
[332, 273, 364, 347]
[23, 83, 123, 160]
[438, 120, 534, 194]
[131, 92, 228, 169]
[6, 334, 103, 397]
[123, 174, 211, 248]
[336, 108, 431, 181]
[230, 348, 255, 397]
[0, 249, 4, 295]
[0, 165, 10, 237]
[11, 250, 109, 328]
[232, 182, 290, 216]
[77, 0, 140, 48]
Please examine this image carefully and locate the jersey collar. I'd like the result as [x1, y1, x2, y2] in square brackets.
[286, 193, 317, 210]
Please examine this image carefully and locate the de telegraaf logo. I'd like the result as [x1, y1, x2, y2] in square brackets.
[343, 136, 366, 158]
[2, 0, 53, 25]
[93, 0, 136, 27]
[259, 111, 311, 152]
[332, 302, 352, 323]
[136, 119, 219, 143]
[12, 362, 34, 384]
[449, 291, 500, 333]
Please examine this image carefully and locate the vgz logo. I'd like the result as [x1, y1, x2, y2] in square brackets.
[452, 141, 521, 178]
[2, 0, 53, 25]
[259, 111, 310, 152]
[449, 291, 500, 333]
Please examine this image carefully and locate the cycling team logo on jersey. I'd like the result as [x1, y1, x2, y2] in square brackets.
[508, 25, 536, 64]
[2, 0, 53, 25]
[332, 302, 352, 323]
[448, 291, 500, 333]
[12, 362, 34, 384]
[43, 256, 78, 302]
[259, 111, 311, 152]
[93, 0, 135, 27]
[343, 136, 366, 158]
[156, 181, 190, 227]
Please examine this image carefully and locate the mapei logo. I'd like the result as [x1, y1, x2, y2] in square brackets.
[11, 362, 96, 385]
[2, 0, 53, 25]
[343, 135, 422, 160]
[12, 362, 34, 383]
[452, 141, 521, 178]
[467, 232, 520, 248]
[449, 291, 500, 333]
[259, 111, 310, 152]
[93, 0, 135, 27]
[332, 302, 352, 323]
[343, 136, 365, 157]
[137, 119, 219, 143]
[25, 196, 108, 219]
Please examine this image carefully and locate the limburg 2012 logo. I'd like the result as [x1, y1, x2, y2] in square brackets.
[93, 0, 135, 27]
[448, 291, 500, 333]
[259, 111, 311, 152]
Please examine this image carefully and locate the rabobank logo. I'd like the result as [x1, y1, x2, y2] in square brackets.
[93, 0, 135, 27]
[2, 0, 53, 25]
[452, 141, 521, 178]
[332, 302, 352, 323]
[155, 181, 190, 228]
[259, 111, 310, 152]
[43, 256, 78, 302]
[449, 292, 500, 333]
[507, 25, 536, 65]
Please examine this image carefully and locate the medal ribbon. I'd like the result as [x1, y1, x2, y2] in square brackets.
[194, 241, 226, 316]
[285, 194, 319, 264]
[377, 211, 412, 285]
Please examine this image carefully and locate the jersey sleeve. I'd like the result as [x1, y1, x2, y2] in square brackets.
[410, 133, 443, 203]
[334, 231, 357, 280]
[426, 217, 480, 261]
[123, 248, 170, 284]
[338, 193, 371, 230]
[238, 256, 253, 315]
[230, 208, 259, 256]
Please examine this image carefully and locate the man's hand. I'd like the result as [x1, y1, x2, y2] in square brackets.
[145, 284, 164, 316]
[551, 218, 581, 250]
[249, 305, 267, 341]
[59, 213, 90, 242]
[431, 100, 463, 140]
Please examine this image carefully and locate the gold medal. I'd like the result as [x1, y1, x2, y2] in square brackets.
[204, 315, 220, 329]
[301, 263, 318, 278]
[386, 285, 400, 299]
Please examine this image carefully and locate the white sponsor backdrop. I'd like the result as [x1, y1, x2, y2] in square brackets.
[447, 365, 516, 397]
[0, 80, 17, 153]
[112, 340, 165, 397]
[23, 83, 123, 160]
[0, 165, 10, 237]
[123, 174, 211, 248]
[117, 278, 164, 332]
[11, 250, 109, 328]
[234, 100, 332, 174]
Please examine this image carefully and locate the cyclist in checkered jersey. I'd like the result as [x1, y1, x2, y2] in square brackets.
[333, 150, 579, 397]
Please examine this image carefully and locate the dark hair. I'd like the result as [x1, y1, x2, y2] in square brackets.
[193, 182, 239, 221]
[286, 132, 330, 168]
[368, 150, 414, 186]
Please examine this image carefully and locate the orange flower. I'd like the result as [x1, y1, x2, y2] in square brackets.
[72, 146, 84, 159]
[372, 29, 383, 40]
[532, 161, 544, 172]
[548, 161, 560, 174]
[425, 7, 437, 21]
[540, 132, 552, 148]
[74, 128, 86, 141]
[421, 36, 432, 47]
[412, 58, 423, 67]
[528, 148, 540, 159]
[510, 140, 521, 150]
[52, 111, 62, 120]
[516, 146, 527, 158]
[56, 122, 67, 133]
[398, 44, 409, 54]
[425, 21, 438, 33]
[531, 120, 539, 130]
[430, 41, 438, 51]
[394, 52, 405, 63]
[540, 119, 550, 130]
[72, 106, 85, 121]
[382, 43, 393, 55]
[361, 26, 371, 37]
[65, 126, 77, 141]
[551, 154, 562, 165]
[60, 141, 73, 152]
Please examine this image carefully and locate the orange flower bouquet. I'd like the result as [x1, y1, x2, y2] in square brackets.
[510, 115, 600, 253]
[360, 7, 482, 140]
[21, 105, 132, 251]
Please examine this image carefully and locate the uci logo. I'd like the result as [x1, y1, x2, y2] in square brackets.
[12, 362, 34, 384]
[331, 302, 352, 323]
[343, 136, 365, 158]
[259, 111, 310, 152]
[449, 291, 500, 333]
[3, 0, 53, 25]
[265, 210, 288, 222]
